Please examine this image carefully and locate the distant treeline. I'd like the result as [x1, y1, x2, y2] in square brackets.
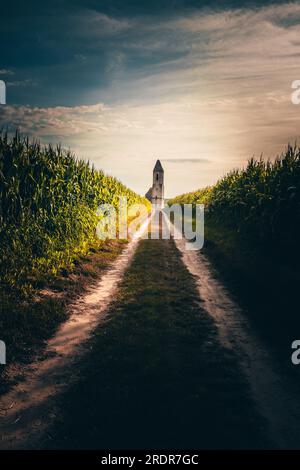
[168, 145, 300, 245]
[0, 133, 147, 293]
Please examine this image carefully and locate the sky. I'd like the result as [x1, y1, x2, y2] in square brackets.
[0, 0, 300, 197]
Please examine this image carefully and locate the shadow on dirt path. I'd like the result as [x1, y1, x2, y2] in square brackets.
[40, 238, 271, 450]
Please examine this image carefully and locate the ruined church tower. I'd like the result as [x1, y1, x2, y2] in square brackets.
[145, 159, 164, 208]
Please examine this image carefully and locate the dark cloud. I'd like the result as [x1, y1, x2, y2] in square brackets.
[1, 2, 299, 195]
[0, 0, 292, 106]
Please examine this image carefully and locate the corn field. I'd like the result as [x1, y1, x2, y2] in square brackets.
[169, 145, 300, 245]
[0, 132, 148, 293]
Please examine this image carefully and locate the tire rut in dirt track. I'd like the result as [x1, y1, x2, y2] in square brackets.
[173, 227, 300, 450]
[40, 237, 271, 449]
[0, 220, 149, 450]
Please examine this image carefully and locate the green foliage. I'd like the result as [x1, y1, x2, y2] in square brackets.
[168, 145, 300, 244]
[0, 132, 148, 293]
[169, 186, 212, 206]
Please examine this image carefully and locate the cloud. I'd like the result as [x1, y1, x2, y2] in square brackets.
[7, 79, 38, 88]
[69, 10, 133, 39]
[0, 69, 14, 76]
[163, 158, 210, 163]
[2, 2, 300, 196]
[0, 103, 109, 136]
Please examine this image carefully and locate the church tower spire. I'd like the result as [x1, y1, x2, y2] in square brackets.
[145, 159, 165, 208]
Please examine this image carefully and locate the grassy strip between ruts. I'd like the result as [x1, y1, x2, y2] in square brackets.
[42, 237, 270, 450]
[0, 239, 127, 394]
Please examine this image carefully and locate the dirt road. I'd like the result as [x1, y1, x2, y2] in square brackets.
[1, 221, 300, 449]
